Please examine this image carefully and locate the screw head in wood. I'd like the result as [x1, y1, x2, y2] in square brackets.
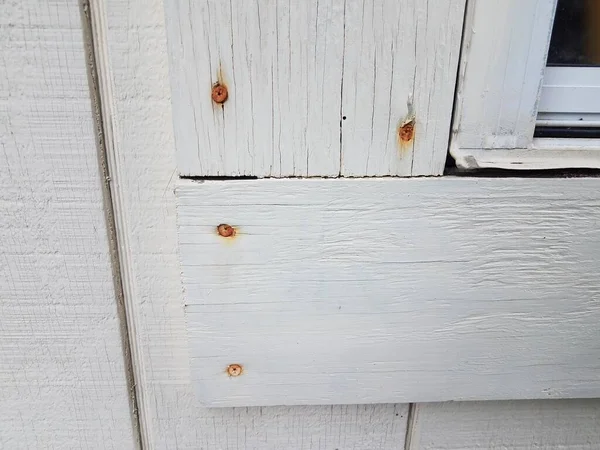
[226, 364, 243, 377]
[217, 223, 236, 238]
[399, 120, 415, 142]
[211, 83, 228, 103]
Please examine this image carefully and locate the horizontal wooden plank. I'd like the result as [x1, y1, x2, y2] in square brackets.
[451, 142, 600, 170]
[178, 177, 600, 407]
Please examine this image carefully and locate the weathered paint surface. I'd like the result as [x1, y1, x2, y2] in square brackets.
[79, 0, 600, 448]
[0, 1, 136, 447]
[91, 0, 410, 447]
[165, 0, 465, 177]
[409, 400, 600, 450]
[178, 177, 600, 407]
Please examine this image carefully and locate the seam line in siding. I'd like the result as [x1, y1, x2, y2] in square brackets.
[79, 2, 144, 448]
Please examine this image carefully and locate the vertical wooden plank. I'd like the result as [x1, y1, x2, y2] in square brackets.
[166, 0, 344, 177]
[340, 0, 465, 176]
[408, 400, 600, 449]
[410, 0, 466, 176]
[96, 0, 409, 447]
[0, 1, 136, 448]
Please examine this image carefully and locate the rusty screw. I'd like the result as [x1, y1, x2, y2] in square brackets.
[398, 120, 415, 142]
[227, 364, 243, 377]
[217, 223, 236, 238]
[211, 83, 228, 104]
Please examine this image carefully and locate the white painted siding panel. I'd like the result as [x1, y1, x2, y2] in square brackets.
[409, 400, 600, 450]
[0, 1, 135, 448]
[178, 178, 600, 407]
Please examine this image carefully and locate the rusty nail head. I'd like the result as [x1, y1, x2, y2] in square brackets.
[217, 223, 235, 237]
[399, 121, 415, 142]
[227, 364, 243, 377]
[212, 83, 228, 103]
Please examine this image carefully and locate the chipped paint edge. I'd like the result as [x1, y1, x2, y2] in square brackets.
[450, 143, 600, 170]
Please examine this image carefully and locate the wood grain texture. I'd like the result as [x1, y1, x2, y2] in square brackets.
[166, 0, 344, 177]
[0, 1, 135, 448]
[341, 0, 465, 176]
[178, 177, 600, 407]
[166, 0, 464, 178]
[451, 142, 600, 170]
[94, 0, 409, 447]
[408, 400, 600, 449]
[451, 0, 556, 153]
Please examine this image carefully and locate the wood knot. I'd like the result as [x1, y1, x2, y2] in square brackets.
[211, 83, 228, 104]
[226, 364, 243, 377]
[217, 223, 236, 238]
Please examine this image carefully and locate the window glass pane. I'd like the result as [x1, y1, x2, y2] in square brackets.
[547, 0, 600, 66]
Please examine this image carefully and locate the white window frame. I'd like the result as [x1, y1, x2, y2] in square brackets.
[450, 0, 600, 170]
[538, 67, 600, 125]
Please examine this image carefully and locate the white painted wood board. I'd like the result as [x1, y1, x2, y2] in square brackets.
[166, 0, 345, 177]
[178, 177, 600, 407]
[341, 0, 465, 176]
[408, 400, 600, 449]
[165, 0, 464, 177]
[451, 0, 557, 152]
[0, 1, 135, 448]
[94, 0, 410, 447]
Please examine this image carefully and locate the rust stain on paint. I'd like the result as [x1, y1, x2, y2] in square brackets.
[397, 117, 416, 151]
[398, 119, 415, 143]
[226, 364, 243, 377]
[212, 64, 229, 104]
[217, 223, 236, 238]
[398, 96, 416, 151]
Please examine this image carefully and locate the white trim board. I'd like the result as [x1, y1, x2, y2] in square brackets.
[178, 177, 600, 407]
[452, 142, 600, 170]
